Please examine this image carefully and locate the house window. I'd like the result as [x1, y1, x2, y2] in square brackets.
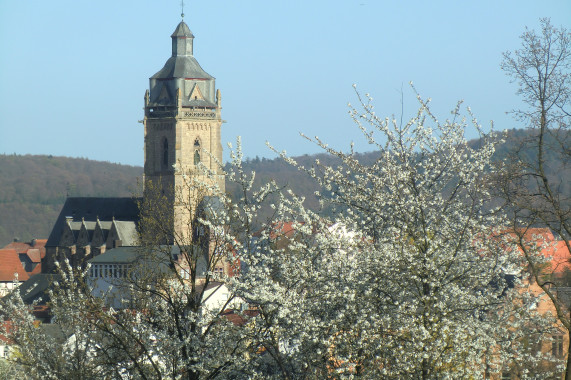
[553, 335, 564, 357]
[179, 268, 190, 279]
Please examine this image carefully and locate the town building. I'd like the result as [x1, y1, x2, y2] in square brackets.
[0, 239, 45, 297]
[499, 228, 571, 379]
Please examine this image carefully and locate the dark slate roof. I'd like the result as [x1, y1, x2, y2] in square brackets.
[46, 197, 141, 247]
[16, 273, 59, 305]
[171, 21, 194, 38]
[82, 221, 97, 241]
[151, 56, 214, 80]
[112, 221, 139, 246]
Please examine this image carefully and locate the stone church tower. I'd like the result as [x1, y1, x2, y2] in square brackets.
[143, 20, 224, 241]
[38, 20, 226, 278]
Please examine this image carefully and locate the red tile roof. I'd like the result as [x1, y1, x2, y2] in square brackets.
[268, 221, 303, 240]
[26, 248, 42, 263]
[0, 321, 13, 344]
[520, 228, 570, 273]
[3, 239, 46, 253]
[506, 227, 571, 274]
[3, 241, 32, 253]
[1, 239, 46, 277]
[0, 249, 30, 282]
[520, 228, 555, 242]
[221, 309, 259, 326]
[544, 240, 571, 274]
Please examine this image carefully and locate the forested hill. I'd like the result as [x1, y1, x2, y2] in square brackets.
[1, 129, 569, 246]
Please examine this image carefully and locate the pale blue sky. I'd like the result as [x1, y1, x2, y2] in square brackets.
[1, 1, 570, 166]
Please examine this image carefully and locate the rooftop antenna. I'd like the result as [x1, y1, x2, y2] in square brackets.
[181, 0, 185, 19]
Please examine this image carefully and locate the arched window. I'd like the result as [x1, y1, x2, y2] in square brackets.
[194, 138, 201, 165]
[162, 138, 168, 168]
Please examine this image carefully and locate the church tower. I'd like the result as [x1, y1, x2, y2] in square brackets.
[143, 20, 224, 241]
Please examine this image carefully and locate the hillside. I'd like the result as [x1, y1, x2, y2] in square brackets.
[1, 129, 569, 246]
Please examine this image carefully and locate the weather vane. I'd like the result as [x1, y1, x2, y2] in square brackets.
[181, 0, 185, 19]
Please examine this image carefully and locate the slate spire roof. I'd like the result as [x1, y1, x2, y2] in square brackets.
[171, 21, 194, 38]
[147, 20, 217, 109]
[151, 56, 213, 81]
[151, 20, 213, 81]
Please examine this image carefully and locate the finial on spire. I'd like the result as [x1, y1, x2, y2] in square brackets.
[181, 0, 185, 19]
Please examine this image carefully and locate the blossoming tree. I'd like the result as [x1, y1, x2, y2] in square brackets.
[1, 90, 558, 379]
